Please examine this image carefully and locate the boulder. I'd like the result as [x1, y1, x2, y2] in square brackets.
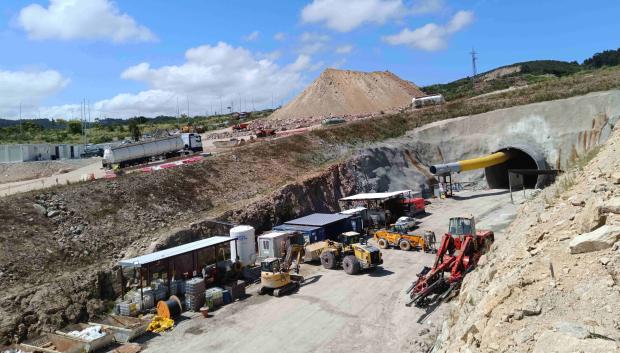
[575, 199, 606, 233]
[569, 225, 620, 254]
[554, 321, 590, 339]
[46, 210, 61, 218]
[32, 204, 47, 215]
[602, 197, 620, 214]
[533, 331, 617, 353]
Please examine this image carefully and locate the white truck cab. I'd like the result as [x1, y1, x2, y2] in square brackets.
[181, 133, 203, 152]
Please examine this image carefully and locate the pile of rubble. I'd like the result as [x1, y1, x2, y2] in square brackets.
[432, 128, 620, 352]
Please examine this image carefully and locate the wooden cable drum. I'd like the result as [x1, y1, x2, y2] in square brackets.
[156, 295, 182, 319]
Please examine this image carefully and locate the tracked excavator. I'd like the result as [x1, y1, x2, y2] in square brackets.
[405, 215, 494, 307]
[258, 240, 306, 297]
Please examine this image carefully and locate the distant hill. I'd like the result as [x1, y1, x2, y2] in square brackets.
[268, 68, 425, 121]
[0, 118, 59, 129]
[423, 60, 582, 101]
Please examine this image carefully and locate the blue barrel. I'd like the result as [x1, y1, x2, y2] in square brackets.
[223, 290, 232, 305]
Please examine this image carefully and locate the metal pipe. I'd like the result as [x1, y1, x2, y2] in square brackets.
[429, 151, 510, 175]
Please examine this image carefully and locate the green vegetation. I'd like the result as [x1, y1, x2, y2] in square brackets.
[423, 60, 583, 101]
[0, 109, 274, 145]
[583, 48, 620, 68]
[423, 50, 620, 101]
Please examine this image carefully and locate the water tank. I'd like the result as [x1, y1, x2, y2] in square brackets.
[230, 225, 256, 266]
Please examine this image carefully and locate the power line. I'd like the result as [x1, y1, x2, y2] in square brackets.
[470, 48, 478, 90]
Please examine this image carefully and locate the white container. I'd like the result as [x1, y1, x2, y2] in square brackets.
[230, 225, 256, 266]
[256, 231, 291, 261]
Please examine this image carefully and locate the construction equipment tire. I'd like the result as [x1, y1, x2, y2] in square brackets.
[321, 251, 337, 270]
[399, 240, 412, 251]
[343, 255, 360, 275]
[377, 238, 389, 249]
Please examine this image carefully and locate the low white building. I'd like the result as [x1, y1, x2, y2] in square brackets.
[0, 143, 85, 163]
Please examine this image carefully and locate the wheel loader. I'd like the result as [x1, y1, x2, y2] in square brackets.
[258, 241, 305, 297]
[374, 224, 436, 252]
[319, 232, 383, 275]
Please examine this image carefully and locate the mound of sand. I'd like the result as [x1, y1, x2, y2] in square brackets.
[268, 68, 425, 121]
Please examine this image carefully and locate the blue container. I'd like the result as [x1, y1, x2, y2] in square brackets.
[222, 290, 232, 305]
[273, 224, 324, 243]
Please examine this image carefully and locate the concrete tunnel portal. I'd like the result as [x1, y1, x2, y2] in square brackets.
[430, 144, 551, 190]
[485, 146, 548, 189]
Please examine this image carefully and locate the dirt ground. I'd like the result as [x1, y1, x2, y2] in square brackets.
[141, 189, 523, 353]
[0, 158, 104, 196]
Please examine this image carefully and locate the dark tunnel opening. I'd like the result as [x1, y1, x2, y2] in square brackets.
[485, 148, 539, 189]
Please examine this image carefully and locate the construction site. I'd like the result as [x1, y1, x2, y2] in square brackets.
[1, 60, 620, 353]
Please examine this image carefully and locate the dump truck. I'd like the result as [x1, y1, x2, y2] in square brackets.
[255, 128, 276, 138]
[374, 224, 436, 252]
[319, 232, 383, 275]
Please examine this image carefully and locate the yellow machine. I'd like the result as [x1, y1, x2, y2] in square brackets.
[319, 232, 383, 275]
[374, 225, 436, 252]
[258, 242, 305, 297]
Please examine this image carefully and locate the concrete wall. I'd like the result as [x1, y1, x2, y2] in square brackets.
[354, 90, 620, 191]
[0, 143, 86, 163]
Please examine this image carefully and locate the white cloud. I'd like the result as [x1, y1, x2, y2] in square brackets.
[273, 32, 286, 41]
[297, 32, 330, 54]
[301, 0, 406, 32]
[243, 30, 260, 42]
[383, 10, 474, 51]
[335, 45, 354, 54]
[0, 69, 69, 117]
[71, 42, 314, 117]
[411, 0, 445, 15]
[18, 0, 156, 43]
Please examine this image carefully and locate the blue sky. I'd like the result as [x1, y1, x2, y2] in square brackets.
[1, 0, 619, 119]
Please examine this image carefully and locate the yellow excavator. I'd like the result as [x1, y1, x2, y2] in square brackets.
[258, 240, 305, 297]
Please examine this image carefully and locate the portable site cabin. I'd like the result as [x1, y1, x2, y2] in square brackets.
[0, 143, 85, 163]
[257, 231, 291, 261]
[271, 224, 323, 244]
[281, 213, 358, 241]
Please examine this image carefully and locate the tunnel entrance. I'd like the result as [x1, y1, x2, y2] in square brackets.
[485, 148, 539, 189]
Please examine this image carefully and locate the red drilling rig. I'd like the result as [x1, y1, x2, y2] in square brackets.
[406, 214, 494, 307]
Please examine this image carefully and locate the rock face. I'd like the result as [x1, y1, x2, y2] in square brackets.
[532, 331, 617, 353]
[575, 199, 606, 233]
[569, 225, 620, 254]
[431, 125, 620, 353]
[268, 68, 425, 121]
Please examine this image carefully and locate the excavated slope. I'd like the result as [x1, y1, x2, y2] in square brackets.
[432, 127, 620, 352]
[268, 68, 425, 120]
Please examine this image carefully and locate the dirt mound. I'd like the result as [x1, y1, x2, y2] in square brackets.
[433, 127, 620, 352]
[268, 69, 425, 121]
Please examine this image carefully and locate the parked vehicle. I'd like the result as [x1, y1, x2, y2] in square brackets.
[319, 232, 383, 275]
[232, 123, 249, 131]
[412, 94, 445, 108]
[374, 225, 436, 252]
[255, 128, 276, 138]
[321, 116, 346, 125]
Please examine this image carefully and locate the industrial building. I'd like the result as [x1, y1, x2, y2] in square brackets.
[0, 143, 85, 163]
